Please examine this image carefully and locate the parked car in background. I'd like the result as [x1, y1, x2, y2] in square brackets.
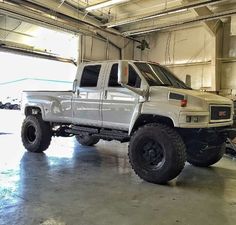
[9, 98, 21, 110]
[0, 97, 21, 110]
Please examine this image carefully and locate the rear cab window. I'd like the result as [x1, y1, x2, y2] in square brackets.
[80, 65, 101, 87]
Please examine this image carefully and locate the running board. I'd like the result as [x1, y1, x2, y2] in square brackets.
[65, 126, 130, 142]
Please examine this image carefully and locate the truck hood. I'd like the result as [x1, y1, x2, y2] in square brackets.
[150, 86, 233, 105]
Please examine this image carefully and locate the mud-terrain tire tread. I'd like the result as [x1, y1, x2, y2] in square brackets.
[75, 135, 100, 146]
[128, 123, 186, 184]
[21, 115, 52, 153]
[187, 144, 225, 167]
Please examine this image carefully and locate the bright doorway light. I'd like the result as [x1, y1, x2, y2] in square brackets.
[86, 0, 129, 11]
[0, 52, 76, 99]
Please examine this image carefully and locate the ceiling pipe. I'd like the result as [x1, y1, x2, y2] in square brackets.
[0, 0, 142, 46]
[124, 8, 236, 36]
[3, 0, 123, 37]
[0, 2, 86, 34]
[0, 0, 132, 45]
[58, 0, 66, 8]
[0, 1, 125, 57]
[105, 0, 229, 28]
[25, 0, 104, 28]
[5, 0, 103, 30]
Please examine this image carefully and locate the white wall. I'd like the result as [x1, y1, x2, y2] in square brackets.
[81, 35, 122, 61]
[80, 32, 135, 62]
[134, 26, 214, 90]
[220, 19, 236, 98]
[221, 62, 236, 90]
[82, 36, 120, 61]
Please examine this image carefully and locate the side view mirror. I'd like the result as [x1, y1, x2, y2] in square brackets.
[73, 79, 77, 93]
[118, 60, 129, 85]
[185, 74, 191, 88]
[118, 60, 148, 98]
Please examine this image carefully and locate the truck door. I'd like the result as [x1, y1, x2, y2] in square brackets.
[72, 63, 104, 126]
[101, 63, 141, 131]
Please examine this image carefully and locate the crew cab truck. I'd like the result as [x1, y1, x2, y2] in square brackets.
[21, 60, 234, 184]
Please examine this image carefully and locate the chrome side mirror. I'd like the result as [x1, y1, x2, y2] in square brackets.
[118, 60, 129, 85]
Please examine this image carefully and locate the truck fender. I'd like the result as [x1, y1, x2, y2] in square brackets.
[24, 96, 62, 120]
[129, 104, 142, 135]
[129, 113, 175, 135]
[24, 103, 45, 119]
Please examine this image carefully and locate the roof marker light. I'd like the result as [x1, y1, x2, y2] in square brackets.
[181, 99, 187, 107]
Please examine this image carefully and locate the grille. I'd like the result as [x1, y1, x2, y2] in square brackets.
[210, 106, 231, 121]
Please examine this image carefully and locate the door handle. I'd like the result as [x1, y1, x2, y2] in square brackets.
[104, 90, 108, 99]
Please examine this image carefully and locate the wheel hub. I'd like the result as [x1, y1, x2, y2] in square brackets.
[142, 140, 164, 167]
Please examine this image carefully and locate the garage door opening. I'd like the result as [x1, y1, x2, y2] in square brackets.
[0, 52, 77, 103]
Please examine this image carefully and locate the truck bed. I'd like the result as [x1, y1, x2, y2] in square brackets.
[22, 90, 74, 123]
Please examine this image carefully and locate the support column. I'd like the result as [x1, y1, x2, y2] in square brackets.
[211, 23, 223, 92]
[77, 34, 83, 64]
[212, 18, 232, 92]
[122, 39, 135, 60]
[222, 17, 231, 58]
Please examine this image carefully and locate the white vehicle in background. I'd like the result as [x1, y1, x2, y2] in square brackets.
[21, 60, 234, 184]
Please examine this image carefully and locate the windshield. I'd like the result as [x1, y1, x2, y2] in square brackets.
[134, 62, 191, 89]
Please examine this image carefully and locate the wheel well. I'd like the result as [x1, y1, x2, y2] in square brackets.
[25, 107, 42, 116]
[131, 114, 174, 133]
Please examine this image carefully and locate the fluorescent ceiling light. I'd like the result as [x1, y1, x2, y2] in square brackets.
[107, 8, 188, 28]
[86, 0, 129, 11]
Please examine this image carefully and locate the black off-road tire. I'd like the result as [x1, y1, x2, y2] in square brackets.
[186, 142, 225, 167]
[75, 135, 100, 146]
[128, 123, 186, 184]
[21, 115, 52, 153]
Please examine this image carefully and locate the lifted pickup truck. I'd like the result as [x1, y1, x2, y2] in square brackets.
[21, 60, 234, 184]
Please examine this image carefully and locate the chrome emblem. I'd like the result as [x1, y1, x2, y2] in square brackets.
[218, 111, 226, 117]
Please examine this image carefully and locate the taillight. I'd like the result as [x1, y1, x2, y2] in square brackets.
[181, 99, 187, 107]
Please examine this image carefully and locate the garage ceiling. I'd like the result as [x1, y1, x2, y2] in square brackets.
[0, 0, 235, 59]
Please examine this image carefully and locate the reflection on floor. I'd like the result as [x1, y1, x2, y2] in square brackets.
[0, 110, 236, 225]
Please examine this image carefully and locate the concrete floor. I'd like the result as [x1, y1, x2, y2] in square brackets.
[0, 110, 236, 225]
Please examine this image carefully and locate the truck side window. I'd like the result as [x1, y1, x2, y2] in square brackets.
[108, 64, 141, 88]
[80, 65, 101, 87]
[129, 66, 141, 88]
[108, 64, 122, 87]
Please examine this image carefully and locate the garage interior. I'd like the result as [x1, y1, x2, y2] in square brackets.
[0, 0, 236, 225]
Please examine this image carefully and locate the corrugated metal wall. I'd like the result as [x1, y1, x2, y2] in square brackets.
[82, 36, 121, 61]
[134, 26, 213, 90]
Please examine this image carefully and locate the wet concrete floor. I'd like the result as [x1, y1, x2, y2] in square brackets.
[0, 110, 236, 225]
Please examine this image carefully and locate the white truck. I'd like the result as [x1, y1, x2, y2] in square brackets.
[21, 60, 234, 184]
